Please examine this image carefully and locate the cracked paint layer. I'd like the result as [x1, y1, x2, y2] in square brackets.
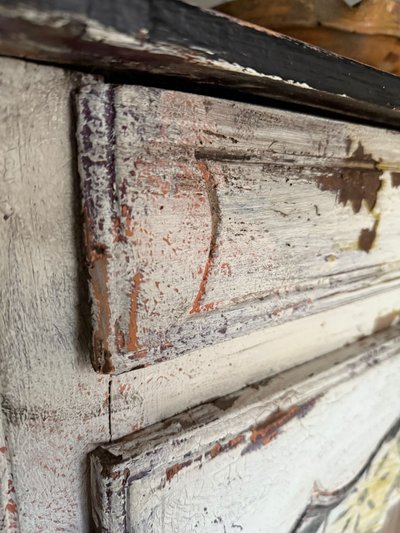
[90, 330, 400, 532]
[76, 84, 400, 374]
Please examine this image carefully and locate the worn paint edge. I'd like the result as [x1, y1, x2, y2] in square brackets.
[90, 325, 400, 531]
[2, 1, 400, 127]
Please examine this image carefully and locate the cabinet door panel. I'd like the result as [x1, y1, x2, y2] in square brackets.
[76, 85, 400, 373]
[90, 326, 400, 532]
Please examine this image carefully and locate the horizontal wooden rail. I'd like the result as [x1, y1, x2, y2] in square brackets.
[2, 0, 400, 126]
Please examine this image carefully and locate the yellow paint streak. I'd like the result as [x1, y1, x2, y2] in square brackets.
[324, 434, 400, 532]
[377, 162, 400, 172]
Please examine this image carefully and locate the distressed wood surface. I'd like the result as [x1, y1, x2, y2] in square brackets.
[0, 57, 111, 533]
[91, 326, 400, 532]
[77, 84, 400, 373]
[2, 1, 400, 127]
[0, 412, 15, 532]
[2, 56, 400, 532]
[110, 286, 400, 440]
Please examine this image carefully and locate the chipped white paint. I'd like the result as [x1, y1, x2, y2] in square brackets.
[0, 411, 15, 532]
[77, 84, 400, 373]
[0, 58, 110, 533]
[91, 327, 400, 532]
[1, 56, 400, 532]
[110, 286, 400, 438]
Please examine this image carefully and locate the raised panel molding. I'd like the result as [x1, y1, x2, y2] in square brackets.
[77, 84, 400, 373]
[90, 326, 400, 532]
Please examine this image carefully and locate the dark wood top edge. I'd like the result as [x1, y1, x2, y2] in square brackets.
[1, 0, 400, 126]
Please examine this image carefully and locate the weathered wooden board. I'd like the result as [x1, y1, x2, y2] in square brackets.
[3, 56, 400, 532]
[3, 0, 400, 127]
[218, 0, 400, 37]
[109, 285, 400, 440]
[91, 325, 400, 532]
[0, 57, 111, 533]
[76, 84, 400, 373]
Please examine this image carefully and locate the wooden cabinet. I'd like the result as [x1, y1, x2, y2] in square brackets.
[91, 328, 400, 532]
[76, 83, 400, 374]
[1, 1, 400, 532]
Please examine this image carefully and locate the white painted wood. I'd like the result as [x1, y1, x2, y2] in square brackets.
[110, 286, 400, 439]
[91, 326, 400, 532]
[77, 84, 400, 373]
[0, 410, 15, 532]
[1, 55, 400, 532]
[0, 57, 110, 533]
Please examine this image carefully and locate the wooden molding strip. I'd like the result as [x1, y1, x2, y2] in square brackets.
[90, 325, 400, 532]
[2, 0, 400, 125]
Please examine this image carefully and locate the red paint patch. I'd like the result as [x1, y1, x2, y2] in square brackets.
[127, 272, 144, 353]
[121, 204, 134, 237]
[5, 500, 17, 513]
[190, 160, 220, 314]
[209, 443, 222, 458]
[242, 396, 321, 455]
[166, 460, 192, 482]
[228, 435, 245, 448]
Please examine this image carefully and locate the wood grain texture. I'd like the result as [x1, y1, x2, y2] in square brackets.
[2, 0, 400, 126]
[76, 84, 400, 373]
[91, 326, 400, 532]
[277, 27, 400, 76]
[109, 287, 400, 440]
[217, 0, 400, 75]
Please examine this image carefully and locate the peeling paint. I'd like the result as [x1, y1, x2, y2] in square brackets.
[190, 160, 220, 315]
[77, 85, 400, 374]
[242, 396, 321, 455]
[373, 310, 400, 333]
[391, 172, 400, 188]
[315, 142, 382, 213]
[127, 273, 144, 354]
[358, 218, 379, 253]
[166, 459, 192, 482]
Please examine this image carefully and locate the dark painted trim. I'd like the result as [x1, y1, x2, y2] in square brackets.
[2, 0, 400, 126]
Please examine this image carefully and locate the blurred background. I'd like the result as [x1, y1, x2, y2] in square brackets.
[185, 0, 400, 75]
